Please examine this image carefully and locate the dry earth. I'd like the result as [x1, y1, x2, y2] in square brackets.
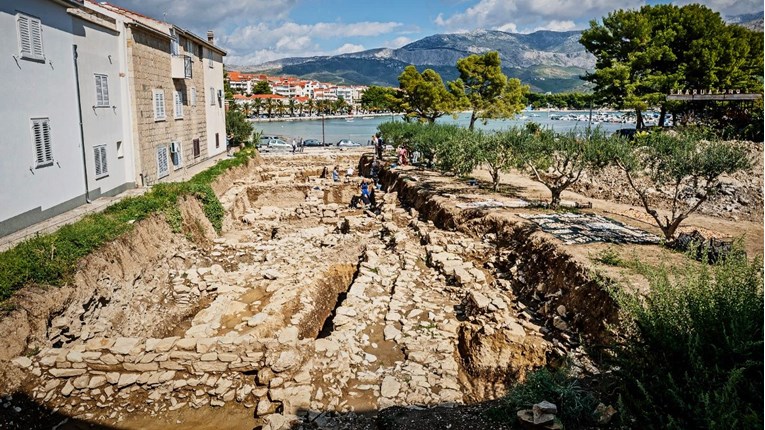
[0, 147, 761, 430]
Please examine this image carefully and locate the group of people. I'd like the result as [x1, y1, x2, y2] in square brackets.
[291, 137, 305, 154]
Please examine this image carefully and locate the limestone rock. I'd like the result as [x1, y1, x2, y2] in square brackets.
[380, 375, 401, 398]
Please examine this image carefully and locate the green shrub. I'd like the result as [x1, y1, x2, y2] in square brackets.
[0, 148, 256, 302]
[488, 367, 600, 428]
[612, 250, 764, 429]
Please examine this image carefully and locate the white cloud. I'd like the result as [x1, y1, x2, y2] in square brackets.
[673, 0, 763, 16]
[387, 36, 413, 48]
[435, 0, 644, 33]
[221, 20, 402, 65]
[534, 20, 577, 32]
[336, 43, 365, 54]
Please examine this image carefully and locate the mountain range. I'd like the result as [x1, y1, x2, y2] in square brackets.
[237, 13, 763, 94]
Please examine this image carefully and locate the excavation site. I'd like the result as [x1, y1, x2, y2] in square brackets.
[0, 147, 761, 430]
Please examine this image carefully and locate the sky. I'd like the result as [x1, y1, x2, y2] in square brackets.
[105, 0, 763, 66]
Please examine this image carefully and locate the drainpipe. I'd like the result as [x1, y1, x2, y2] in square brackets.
[73, 45, 91, 203]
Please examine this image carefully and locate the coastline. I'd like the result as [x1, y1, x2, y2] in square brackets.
[248, 112, 401, 123]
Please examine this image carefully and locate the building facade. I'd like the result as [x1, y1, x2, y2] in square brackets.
[97, 3, 227, 186]
[0, 0, 228, 238]
[0, 0, 134, 237]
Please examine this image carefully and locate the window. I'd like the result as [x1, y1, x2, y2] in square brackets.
[170, 29, 179, 56]
[193, 138, 200, 158]
[157, 146, 169, 178]
[170, 141, 182, 168]
[31, 118, 52, 167]
[116, 140, 124, 158]
[174, 90, 183, 119]
[184, 38, 197, 56]
[93, 144, 108, 179]
[17, 13, 44, 61]
[184, 55, 193, 79]
[207, 48, 214, 68]
[95, 74, 110, 107]
[153, 89, 165, 121]
[190, 88, 197, 106]
[215, 133, 220, 149]
[210, 87, 215, 106]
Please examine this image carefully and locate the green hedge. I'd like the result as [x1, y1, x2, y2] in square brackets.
[0, 147, 256, 302]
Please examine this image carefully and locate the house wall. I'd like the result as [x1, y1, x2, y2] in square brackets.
[0, 0, 86, 236]
[71, 15, 134, 199]
[126, 27, 208, 185]
[203, 48, 226, 157]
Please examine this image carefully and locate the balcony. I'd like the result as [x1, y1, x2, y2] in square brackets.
[171, 55, 192, 80]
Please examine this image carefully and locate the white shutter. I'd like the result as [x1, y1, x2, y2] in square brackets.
[17, 14, 32, 57]
[95, 75, 110, 107]
[94, 145, 108, 178]
[17, 14, 43, 60]
[153, 90, 165, 120]
[157, 146, 169, 178]
[210, 87, 215, 106]
[174, 90, 183, 118]
[30, 17, 43, 59]
[100, 145, 108, 176]
[31, 118, 52, 167]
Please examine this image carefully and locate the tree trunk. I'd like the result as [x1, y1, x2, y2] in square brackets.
[492, 170, 500, 192]
[658, 104, 667, 127]
[549, 188, 562, 209]
[469, 111, 477, 131]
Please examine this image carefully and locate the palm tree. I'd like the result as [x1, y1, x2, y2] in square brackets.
[253, 99, 262, 117]
[242, 101, 253, 118]
[275, 102, 287, 118]
[265, 98, 274, 118]
[288, 98, 296, 117]
[306, 99, 315, 117]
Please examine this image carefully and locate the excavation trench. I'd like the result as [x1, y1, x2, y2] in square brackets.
[0, 151, 615, 429]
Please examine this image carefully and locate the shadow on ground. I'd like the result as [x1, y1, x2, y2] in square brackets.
[0, 392, 121, 430]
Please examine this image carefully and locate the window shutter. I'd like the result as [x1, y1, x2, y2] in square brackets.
[95, 76, 103, 106]
[157, 146, 169, 177]
[93, 146, 102, 176]
[175, 90, 183, 118]
[100, 146, 108, 176]
[32, 118, 52, 167]
[18, 15, 32, 57]
[154, 90, 165, 120]
[41, 120, 52, 162]
[30, 18, 43, 59]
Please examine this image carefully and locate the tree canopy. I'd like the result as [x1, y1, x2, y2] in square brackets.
[451, 51, 527, 130]
[360, 86, 399, 112]
[580, 4, 763, 128]
[395, 65, 462, 123]
[251, 80, 272, 95]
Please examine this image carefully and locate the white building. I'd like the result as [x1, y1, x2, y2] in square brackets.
[0, 0, 134, 237]
[202, 31, 226, 157]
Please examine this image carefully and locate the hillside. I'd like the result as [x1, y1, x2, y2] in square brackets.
[241, 30, 594, 93]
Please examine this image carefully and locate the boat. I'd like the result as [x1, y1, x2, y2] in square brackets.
[344, 117, 354, 122]
[362, 116, 374, 120]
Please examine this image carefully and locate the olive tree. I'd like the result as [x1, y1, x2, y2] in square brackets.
[615, 130, 750, 241]
[515, 127, 615, 209]
[479, 127, 529, 191]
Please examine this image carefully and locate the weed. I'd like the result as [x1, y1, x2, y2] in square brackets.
[592, 247, 624, 267]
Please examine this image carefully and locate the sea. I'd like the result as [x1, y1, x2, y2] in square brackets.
[250, 111, 634, 145]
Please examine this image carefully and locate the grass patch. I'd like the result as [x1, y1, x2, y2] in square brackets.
[0, 147, 257, 302]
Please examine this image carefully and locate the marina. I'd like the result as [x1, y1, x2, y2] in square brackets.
[250, 111, 638, 145]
